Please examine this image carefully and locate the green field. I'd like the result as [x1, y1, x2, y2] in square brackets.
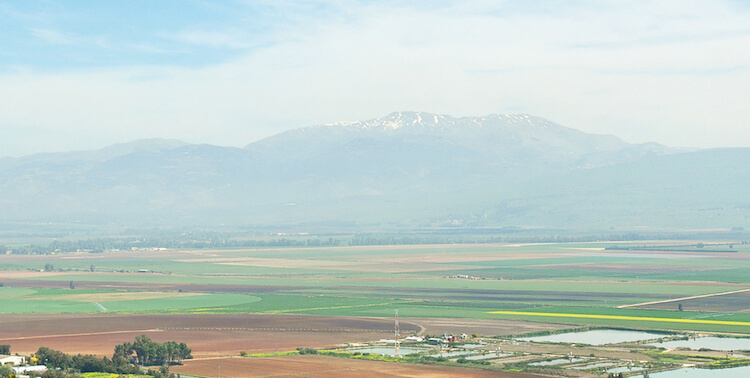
[2, 241, 750, 333]
[0, 287, 261, 314]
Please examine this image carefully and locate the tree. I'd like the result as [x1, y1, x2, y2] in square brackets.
[115, 335, 191, 366]
[132, 334, 154, 365]
[35, 346, 73, 369]
[0, 344, 9, 354]
[90, 264, 95, 272]
[69, 281, 75, 290]
[114, 342, 133, 361]
[678, 303, 683, 311]
[149, 364, 177, 378]
[44, 263, 55, 271]
[0, 364, 13, 378]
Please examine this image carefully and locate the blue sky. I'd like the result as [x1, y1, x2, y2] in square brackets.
[1, 0, 750, 156]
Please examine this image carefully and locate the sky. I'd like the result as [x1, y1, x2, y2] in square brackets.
[1, 0, 749, 157]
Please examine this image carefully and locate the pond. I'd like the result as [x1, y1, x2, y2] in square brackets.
[519, 329, 665, 345]
[570, 362, 616, 370]
[633, 365, 750, 377]
[349, 347, 421, 356]
[607, 366, 647, 374]
[461, 353, 511, 361]
[649, 336, 750, 351]
[459, 343, 486, 349]
[427, 350, 475, 358]
[528, 358, 584, 366]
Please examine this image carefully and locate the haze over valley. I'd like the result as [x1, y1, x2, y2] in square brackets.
[3, 3, 750, 378]
[1, 111, 747, 232]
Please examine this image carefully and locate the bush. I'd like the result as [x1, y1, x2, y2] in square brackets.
[296, 347, 318, 355]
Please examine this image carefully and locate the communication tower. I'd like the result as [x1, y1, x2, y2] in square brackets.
[394, 309, 401, 357]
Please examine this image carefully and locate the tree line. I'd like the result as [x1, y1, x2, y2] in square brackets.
[15, 335, 191, 378]
[5, 230, 749, 255]
[33, 346, 139, 376]
[114, 335, 191, 366]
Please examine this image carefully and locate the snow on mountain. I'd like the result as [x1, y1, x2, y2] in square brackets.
[0, 111, 702, 229]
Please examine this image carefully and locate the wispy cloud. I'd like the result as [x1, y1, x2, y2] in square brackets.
[165, 29, 256, 50]
[1, 0, 749, 157]
[29, 27, 75, 45]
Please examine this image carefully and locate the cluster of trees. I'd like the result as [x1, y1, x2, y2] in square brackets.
[295, 347, 318, 355]
[114, 335, 191, 366]
[2, 235, 344, 255]
[0, 344, 9, 354]
[34, 346, 139, 375]
[26, 336, 190, 377]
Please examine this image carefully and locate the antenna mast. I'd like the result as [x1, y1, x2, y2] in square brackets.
[394, 309, 401, 357]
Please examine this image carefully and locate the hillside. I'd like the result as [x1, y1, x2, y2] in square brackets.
[0, 112, 746, 231]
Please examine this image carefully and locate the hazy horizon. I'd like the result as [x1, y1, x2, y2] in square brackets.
[1, 111, 692, 159]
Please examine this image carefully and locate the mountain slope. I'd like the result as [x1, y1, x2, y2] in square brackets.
[0, 112, 745, 230]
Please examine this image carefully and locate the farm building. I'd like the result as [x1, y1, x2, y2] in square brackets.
[0, 355, 25, 366]
[13, 365, 48, 374]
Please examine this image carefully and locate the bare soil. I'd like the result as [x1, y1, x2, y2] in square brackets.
[171, 355, 540, 378]
[0, 313, 564, 358]
[408, 317, 568, 336]
[639, 290, 750, 312]
[0, 314, 418, 357]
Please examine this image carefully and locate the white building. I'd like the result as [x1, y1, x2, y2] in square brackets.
[0, 355, 26, 366]
[12, 365, 47, 374]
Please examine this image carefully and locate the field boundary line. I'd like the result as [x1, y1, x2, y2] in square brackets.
[0, 329, 161, 341]
[264, 300, 412, 314]
[487, 310, 750, 326]
[616, 288, 750, 309]
[93, 301, 108, 312]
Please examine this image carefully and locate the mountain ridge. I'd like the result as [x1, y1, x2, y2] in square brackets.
[0, 112, 746, 231]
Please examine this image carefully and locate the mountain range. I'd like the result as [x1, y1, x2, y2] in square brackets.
[1, 111, 747, 231]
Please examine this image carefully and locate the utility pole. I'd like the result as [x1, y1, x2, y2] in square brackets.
[394, 309, 401, 358]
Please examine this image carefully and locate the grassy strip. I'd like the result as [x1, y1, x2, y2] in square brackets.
[240, 350, 299, 357]
[263, 301, 396, 314]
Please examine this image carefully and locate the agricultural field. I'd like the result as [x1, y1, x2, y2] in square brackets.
[2, 240, 750, 376]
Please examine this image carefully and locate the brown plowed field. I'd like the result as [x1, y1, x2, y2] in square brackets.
[0, 314, 418, 357]
[0, 313, 561, 357]
[171, 355, 539, 378]
[0, 313, 552, 377]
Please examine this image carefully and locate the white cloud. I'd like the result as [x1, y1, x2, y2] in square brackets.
[1, 0, 749, 156]
[165, 29, 256, 50]
[29, 28, 75, 45]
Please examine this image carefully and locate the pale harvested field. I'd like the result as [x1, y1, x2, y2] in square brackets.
[171, 355, 538, 378]
[0, 270, 88, 279]
[524, 263, 727, 274]
[218, 261, 485, 273]
[408, 318, 568, 336]
[174, 250, 574, 273]
[28, 291, 204, 301]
